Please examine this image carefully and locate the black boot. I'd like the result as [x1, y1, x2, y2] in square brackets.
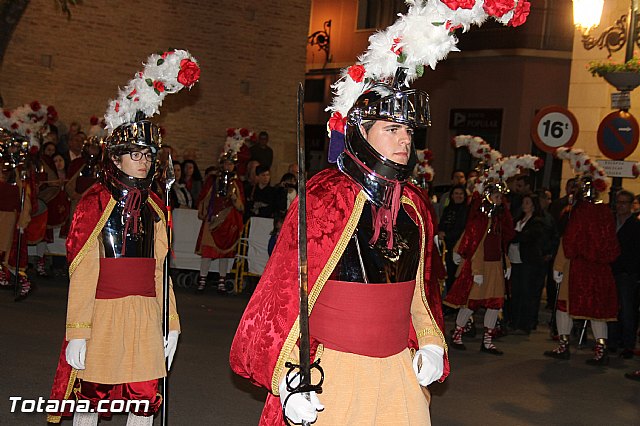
[480, 327, 503, 355]
[463, 317, 476, 338]
[544, 334, 570, 360]
[586, 339, 609, 366]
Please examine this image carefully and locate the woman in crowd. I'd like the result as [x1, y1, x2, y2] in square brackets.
[438, 184, 469, 294]
[170, 162, 193, 209]
[42, 142, 57, 158]
[182, 159, 203, 205]
[507, 193, 549, 335]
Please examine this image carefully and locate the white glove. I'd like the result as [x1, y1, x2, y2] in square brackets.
[412, 344, 445, 386]
[553, 270, 563, 284]
[452, 252, 462, 265]
[65, 339, 87, 370]
[279, 372, 324, 425]
[504, 267, 512, 280]
[164, 331, 180, 370]
[473, 275, 484, 285]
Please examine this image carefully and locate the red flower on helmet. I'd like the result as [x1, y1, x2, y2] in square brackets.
[441, 0, 476, 10]
[153, 80, 166, 94]
[240, 128, 249, 138]
[227, 128, 235, 137]
[347, 64, 366, 83]
[3, 109, 10, 118]
[328, 112, 346, 133]
[391, 38, 403, 56]
[11, 123, 18, 129]
[177, 59, 201, 87]
[534, 157, 544, 169]
[46, 106, 58, 124]
[161, 50, 175, 59]
[90, 115, 99, 126]
[115, 102, 120, 113]
[509, 0, 530, 27]
[594, 179, 607, 192]
[30, 101, 41, 112]
[483, 0, 514, 18]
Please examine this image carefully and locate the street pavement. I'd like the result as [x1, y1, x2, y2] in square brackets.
[1, 271, 639, 425]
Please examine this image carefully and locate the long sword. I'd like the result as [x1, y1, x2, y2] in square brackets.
[14, 169, 28, 302]
[297, 82, 312, 426]
[160, 153, 175, 426]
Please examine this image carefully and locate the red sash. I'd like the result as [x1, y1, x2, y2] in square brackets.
[309, 279, 415, 358]
[96, 258, 156, 299]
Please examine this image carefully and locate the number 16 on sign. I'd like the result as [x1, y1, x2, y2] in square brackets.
[530, 106, 579, 153]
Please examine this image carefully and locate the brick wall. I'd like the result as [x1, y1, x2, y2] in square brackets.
[0, 0, 311, 180]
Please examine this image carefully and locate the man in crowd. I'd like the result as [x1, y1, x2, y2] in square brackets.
[609, 190, 640, 359]
[244, 165, 276, 221]
[249, 131, 273, 170]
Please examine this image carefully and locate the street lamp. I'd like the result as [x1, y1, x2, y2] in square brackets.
[577, 0, 638, 60]
[573, 0, 605, 32]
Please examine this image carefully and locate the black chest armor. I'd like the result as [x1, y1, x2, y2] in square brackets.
[330, 201, 420, 283]
[101, 182, 157, 259]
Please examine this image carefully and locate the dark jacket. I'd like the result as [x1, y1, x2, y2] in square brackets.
[612, 214, 640, 275]
[511, 216, 548, 265]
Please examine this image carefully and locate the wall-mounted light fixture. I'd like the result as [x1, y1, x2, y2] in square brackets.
[308, 20, 332, 64]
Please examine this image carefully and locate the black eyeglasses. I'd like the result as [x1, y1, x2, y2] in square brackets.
[129, 151, 154, 162]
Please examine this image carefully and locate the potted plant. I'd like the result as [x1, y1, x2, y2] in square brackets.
[587, 57, 640, 91]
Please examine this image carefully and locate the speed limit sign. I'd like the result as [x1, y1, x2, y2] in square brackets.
[530, 106, 579, 153]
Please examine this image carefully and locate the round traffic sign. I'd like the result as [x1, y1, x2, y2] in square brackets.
[530, 106, 579, 153]
[597, 111, 639, 160]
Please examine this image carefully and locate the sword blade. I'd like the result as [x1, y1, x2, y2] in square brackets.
[297, 82, 311, 397]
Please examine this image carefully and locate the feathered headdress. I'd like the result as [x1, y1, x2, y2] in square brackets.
[221, 128, 255, 163]
[326, 0, 531, 138]
[104, 49, 200, 133]
[455, 133, 542, 193]
[453, 134, 503, 167]
[88, 115, 107, 138]
[0, 101, 58, 146]
[415, 148, 435, 181]
[475, 154, 543, 193]
[555, 147, 608, 193]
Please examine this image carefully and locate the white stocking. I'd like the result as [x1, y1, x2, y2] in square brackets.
[126, 412, 153, 426]
[36, 241, 48, 257]
[456, 307, 474, 328]
[199, 257, 211, 277]
[556, 310, 573, 335]
[73, 412, 98, 426]
[217, 258, 230, 278]
[484, 309, 499, 329]
[590, 320, 608, 340]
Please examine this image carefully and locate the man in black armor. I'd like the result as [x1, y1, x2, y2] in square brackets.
[230, 69, 448, 425]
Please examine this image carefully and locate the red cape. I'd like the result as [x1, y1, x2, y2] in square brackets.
[229, 168, 448, 425]
[563, 201, 619, 319]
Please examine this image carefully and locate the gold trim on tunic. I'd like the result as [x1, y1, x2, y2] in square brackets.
[271, 191, 367, 395]
[66, 322, 91, 329]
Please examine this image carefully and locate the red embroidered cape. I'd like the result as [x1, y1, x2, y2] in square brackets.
[229, 168, 448, 425]
[48, 183, 166, 422]
[563, 201, 619, 319]
[444, 195, 514, 308]
[195, 175, 245, 257]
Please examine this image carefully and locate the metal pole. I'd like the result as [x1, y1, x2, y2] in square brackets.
[611, 0, 640, 206]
